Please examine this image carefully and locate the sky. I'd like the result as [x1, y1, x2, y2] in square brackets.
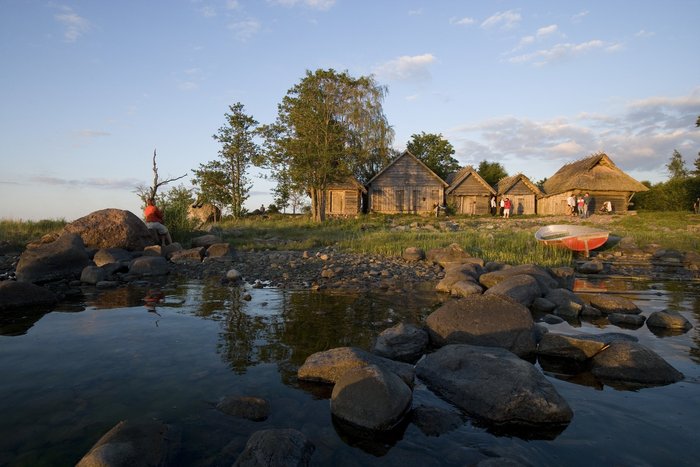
[1, 0, 699, 221]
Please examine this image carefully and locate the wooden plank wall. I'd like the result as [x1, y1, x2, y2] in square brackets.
[369, 156, 444, 214]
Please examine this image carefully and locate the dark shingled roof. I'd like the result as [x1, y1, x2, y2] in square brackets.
[542, 153, 649, 195]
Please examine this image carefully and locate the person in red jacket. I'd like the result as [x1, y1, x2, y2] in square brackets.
[144, 198, 172, 245]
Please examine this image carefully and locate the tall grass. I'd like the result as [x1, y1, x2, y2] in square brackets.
[0, 219, 67, 249]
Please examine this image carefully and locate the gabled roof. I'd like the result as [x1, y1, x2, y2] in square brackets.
[495, 173, 543, 196]
[367, 150, 448, 187]
[445, 166, 496, 195]
[542, 152, 649, 195]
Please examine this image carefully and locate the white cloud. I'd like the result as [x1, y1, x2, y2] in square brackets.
[508, 39, 608, 66]
[269, 0, 335, 10]
[76, 130, 110, 138]
[374, 54, 437, 82]
[481, 9, 521, 30]
[451, 16, 475, 26]
[635, 29, 655, 38]
[228, 19, 261, 41]
[30, 176, 142, 190]
[226, 0, 240, 9]
[54, 6, 91, 42]
[536, 24, 558, 38]
[572, 10, 589, 22]
[449, 89, 700, 181]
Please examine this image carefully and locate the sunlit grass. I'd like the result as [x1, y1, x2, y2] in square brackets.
[0, 219, 67, 249]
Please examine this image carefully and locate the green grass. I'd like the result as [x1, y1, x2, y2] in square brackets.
[3, 211, 697, 267]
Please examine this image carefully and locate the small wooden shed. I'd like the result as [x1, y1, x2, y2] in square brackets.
[539, 153, 649, 215]
[495, 173, 543, 215]
[324, 176, 366, 217]
[445, 166, 496, 215]
[367, 150, 448, 215]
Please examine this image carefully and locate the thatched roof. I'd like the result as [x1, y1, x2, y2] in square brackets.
[445, 166, 496, 195]
[542, 153, 649, 195]
[367, 150, 448, 187]
[495, 173, 543, 196]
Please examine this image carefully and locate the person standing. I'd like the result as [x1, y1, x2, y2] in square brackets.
[567, 194, 576, 216]
[144, 198, 172, 245]
[583, 193, 591, 218]
[577, 195, 584, 217]
[694, 197, 700, 214]
[490, 195, 497, 216]
[503, 197, 512, 218]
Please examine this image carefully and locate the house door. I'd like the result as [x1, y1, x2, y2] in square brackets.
[412, 190, 420, 213]
[395, 190, 404, 213]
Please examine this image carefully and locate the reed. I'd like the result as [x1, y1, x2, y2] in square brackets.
[0, 219, 67, 249]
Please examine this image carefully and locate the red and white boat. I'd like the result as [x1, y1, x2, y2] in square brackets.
[535, 224, 609, 255]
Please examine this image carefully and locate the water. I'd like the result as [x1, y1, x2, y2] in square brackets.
[0, 278, 699, 466]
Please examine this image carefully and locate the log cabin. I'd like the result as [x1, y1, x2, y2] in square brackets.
[495, 173, 542, 215]
[445, 166, 496, 215]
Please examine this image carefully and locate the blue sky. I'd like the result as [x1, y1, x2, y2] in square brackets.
[1, 0, 699, 220]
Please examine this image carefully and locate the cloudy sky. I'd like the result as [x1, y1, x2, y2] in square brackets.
[1, 1, 699, 220]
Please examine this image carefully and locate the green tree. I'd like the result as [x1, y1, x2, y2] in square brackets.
[691, 151, 700, 178]
[666, 149, 689, 180]
[193, 103, 259, 219]
[259, 69, 392, 222]
[160, 184, 197, 241]
[477, 160, 509, 186]
[405, 132, 460, 180]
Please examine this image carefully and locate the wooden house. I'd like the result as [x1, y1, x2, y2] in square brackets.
[366, 150, 448, 214]
[324, 176, 366, 217]
[539, 153, 649, 215]
[495, 173, 543, 215]
[445, 166, 496, 215]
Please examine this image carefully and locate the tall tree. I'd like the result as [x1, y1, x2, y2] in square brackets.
[193, 102, 259, 218]
[666, 149, 689, 180]
[259, 69, 392, 222]
[477, 160, 508, 186]
[692, 151, 700, 178]
[405, 132, 460, 180]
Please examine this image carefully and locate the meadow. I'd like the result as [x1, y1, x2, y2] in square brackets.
[3, 211, 698, 268]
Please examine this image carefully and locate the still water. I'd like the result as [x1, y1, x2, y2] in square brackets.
[1, 277, 699, 466]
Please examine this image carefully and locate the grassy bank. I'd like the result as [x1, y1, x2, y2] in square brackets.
[2, 211, 698, 268]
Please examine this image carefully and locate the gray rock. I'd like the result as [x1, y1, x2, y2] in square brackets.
[531, 297, 557, 314]
[538, 333, 607, 361]
[608, 313, 646, 327]
[76, 419, 178, 467]
[425, 294, 537, 357]
[63, 209, 154, 251]
[579, 294, 641, 315]
[548, 266, 575, 290]
[416, 344, 573, 426]
[234, 429, 314, 467]
[577, 260, 604, 274]
[0, 281, 57, 311]
[427, 243, 484, 268]
[226, 269, 243, 282]
[128, 256, 169, 276]
[402, 246, 425, 261]
[591, 341, 684, 386]
[331, 364, 412, 431]
[541, 314, 564, 324]
[479, 264, 558, 293]
[216, 395, 270, 421]
[450, 280, 484, 297]
[646, 311, 693, 331]
[206, 242, 232, 258]
[410, 405, 464, 437]
[191, 234, 221, 248]
[372, 322, 429, 363]
[169, 247, 205, 264]
[483, 274, 541, 307]
[546, 288, 585, 318]
[15, 233, 90, 284]
[93, 248, 132, 267]
[80, 265, 107, 285]
[297, 346, 414, 388]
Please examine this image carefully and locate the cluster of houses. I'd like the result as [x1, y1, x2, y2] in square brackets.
[325, 151, 649, 217]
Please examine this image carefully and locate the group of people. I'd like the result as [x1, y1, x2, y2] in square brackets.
[566, 193, 593, 218]
[489, 195, 513, 218]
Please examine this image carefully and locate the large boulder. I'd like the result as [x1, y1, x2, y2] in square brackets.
[579, 294, 641, 315]
[591, 341, 684, 387]
[128, 256, 170, 276]
[646, 310, 693, 331]
[545, 288, 585, 318]
[537, 333, 607, 361]
[425, 295, 537, 357]
[297, 347, 415, 388]
[483, 274, 541, 307]
[63, 209, 154, 251]
[416, 345, 573, 427]
[93, 248, 133, 267]
[0, 281, 58, 310]
[15, 233, 90, 284]
[234, 429, 314, 467]
[371, 322, 429, 363]
[76, 419, 178, 467]
[331, 364, 412, 432]
[426, 243, 484, 268]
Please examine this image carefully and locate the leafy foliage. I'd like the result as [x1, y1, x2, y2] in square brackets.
[666, 149, 689, 180]
[193, 102, 259, 219]
[258, 69, 393, 222]
[405, 132, 460, 180]
[159, 184, 198, 242]
[477, 160, 509, 186]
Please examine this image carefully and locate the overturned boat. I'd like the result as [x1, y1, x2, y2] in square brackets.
[535, 224, 609, 255]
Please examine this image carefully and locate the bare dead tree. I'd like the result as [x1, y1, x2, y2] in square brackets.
[135, 149, 187, 203]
